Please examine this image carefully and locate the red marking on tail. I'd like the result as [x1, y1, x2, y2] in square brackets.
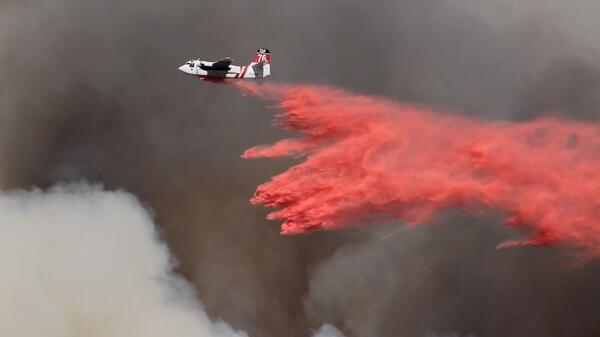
[252, 49, 271, 63]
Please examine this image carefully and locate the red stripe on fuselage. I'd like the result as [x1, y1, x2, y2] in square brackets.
[240, 65, 248, 79]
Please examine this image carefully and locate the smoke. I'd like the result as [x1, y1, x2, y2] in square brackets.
[2, 0, 600, 337]
[0, 183, 247, 337]
[311, 325, 347, 337]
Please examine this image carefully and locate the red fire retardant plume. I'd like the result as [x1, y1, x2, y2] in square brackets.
[239, 83, 600, 256]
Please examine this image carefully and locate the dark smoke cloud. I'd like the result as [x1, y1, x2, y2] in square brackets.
[1, 1, 600, 337]
[304, 217, 600, 337]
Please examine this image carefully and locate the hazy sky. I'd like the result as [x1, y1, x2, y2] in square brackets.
[0, 1, 599, 337]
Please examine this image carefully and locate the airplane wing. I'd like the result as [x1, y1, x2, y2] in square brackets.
[211, 57, 232, 70]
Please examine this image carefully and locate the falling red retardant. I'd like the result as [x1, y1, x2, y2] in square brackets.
[239, 83, 600, 256]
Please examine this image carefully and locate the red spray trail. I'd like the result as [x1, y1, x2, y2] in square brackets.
[238, 83, 600, 256]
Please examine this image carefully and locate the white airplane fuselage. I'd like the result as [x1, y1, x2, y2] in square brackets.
[178, 60, 270, 79]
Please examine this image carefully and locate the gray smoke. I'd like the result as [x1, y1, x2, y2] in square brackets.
[1, 1, 600, 337]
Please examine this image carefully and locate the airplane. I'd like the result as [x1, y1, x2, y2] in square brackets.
[178, 48, 270, 80]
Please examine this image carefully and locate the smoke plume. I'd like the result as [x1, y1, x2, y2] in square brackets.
[0, 183, 247, 337]
[3, 0, 600, 337]
[311, 325, 347, 337]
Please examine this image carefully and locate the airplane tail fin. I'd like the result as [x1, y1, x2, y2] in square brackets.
[251, 48, 270, 77]
[251, 48, 271, 64]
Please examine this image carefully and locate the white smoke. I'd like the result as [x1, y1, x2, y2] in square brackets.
[311, 324, 347, 337]
[0, 183, 247, 337]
